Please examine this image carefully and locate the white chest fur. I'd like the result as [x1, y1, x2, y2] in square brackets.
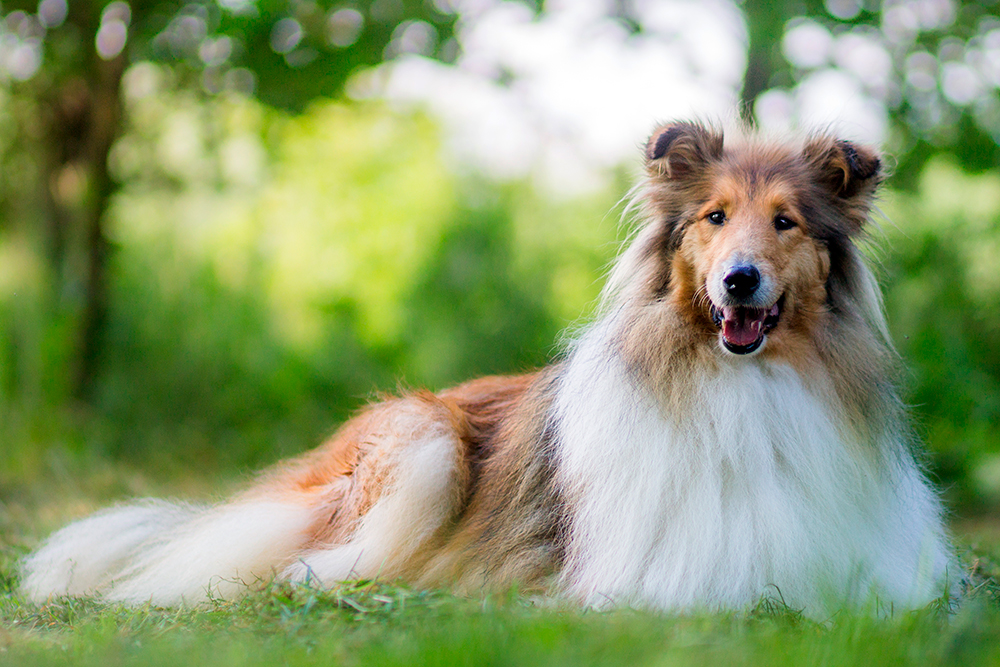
[554, 325, 953, 616]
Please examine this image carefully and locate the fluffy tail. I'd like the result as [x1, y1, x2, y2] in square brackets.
[20, 498, 316, 606]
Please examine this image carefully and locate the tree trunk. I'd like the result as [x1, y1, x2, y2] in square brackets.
[739, 2, 785, 121]
[741, 46, 772, 120]
[73, 53, 125, 400]
[39, 1, 126, 402]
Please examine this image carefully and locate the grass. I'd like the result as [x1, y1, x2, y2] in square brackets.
[2, 465, 1000, 666]
[2, 574, 1000, 667]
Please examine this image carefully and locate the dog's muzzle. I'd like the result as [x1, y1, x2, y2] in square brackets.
[709, 295, 783, 355]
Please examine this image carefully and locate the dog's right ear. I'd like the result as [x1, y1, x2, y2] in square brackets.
[644, 122, 723, 179]
[802, 136, 882, 200]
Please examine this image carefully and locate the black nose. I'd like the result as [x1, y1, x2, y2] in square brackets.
[723, 265, 760, 299]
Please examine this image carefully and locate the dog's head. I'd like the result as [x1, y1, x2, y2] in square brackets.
[640, 122, 882, 357]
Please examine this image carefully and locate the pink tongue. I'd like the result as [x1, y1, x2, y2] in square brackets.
[721, 307, 767, 347]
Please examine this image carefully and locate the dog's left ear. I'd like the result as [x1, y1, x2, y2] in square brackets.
[644, 122, 723, 180]
[803, 137, 882, 199]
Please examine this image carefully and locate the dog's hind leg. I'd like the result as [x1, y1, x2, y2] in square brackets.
[21, 394, 470, 606]
[277, 393, 472, 587]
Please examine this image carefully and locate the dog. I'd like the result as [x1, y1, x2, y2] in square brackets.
[21, 121, 957, 616]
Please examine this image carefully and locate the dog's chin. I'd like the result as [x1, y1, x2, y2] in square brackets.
[709, 295, 783, 356]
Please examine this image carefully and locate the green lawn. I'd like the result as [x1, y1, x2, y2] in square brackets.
[2, 577, 1000, 667]
[2, 520, 999, 667]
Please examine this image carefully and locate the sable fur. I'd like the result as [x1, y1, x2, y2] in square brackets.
[21, 121, 957, 616]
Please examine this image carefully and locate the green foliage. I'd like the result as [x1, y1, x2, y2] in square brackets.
[1, 0, 458, 109]
[0, 89, 622, 475]
[399, 197, 561, 386]
[0, 0, 465, 412]
[881, 158, 1000, 509]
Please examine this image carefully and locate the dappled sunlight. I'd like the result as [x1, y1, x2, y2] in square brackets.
[375, 0, 746, 193]
[63, 78, 626, 468]
[917, 158, 1000, 227]
[884, 158, 1000, 309]
[757, 0, 1000, 154]
[257, 105, 456, 349]
[878, 159, 1000, 509]
[108, 68, 623, 361]
[0, 233, 44, 302]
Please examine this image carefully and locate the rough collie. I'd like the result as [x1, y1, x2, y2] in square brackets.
[22, 121, 957, 616]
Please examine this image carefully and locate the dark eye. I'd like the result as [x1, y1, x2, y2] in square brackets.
[707, 211, 726, 225]
[774, 215, 796, 231]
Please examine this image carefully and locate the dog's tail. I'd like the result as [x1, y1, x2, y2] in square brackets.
[20, 497, 316, 606]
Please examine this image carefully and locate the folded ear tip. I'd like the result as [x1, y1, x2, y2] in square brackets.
[643, 121, 724, 177]
[804, 137, 882, 198]
[646, 125, 683, 161]
[836, 140, 881, 181]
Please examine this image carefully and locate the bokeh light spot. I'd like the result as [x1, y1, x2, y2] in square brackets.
[328, 8, 364, 48]
[270, 18, 303, 55]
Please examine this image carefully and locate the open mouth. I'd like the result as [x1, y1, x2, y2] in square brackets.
[709, 295, 783, 355]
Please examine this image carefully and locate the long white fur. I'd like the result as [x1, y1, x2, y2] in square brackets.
[22, 499, 316, 605]
[554, 312, 954, 616]
[103, 500, 316, 604]
[20, 500, 196, 601]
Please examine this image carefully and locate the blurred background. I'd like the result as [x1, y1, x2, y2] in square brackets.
[0, 0, 999, 541]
